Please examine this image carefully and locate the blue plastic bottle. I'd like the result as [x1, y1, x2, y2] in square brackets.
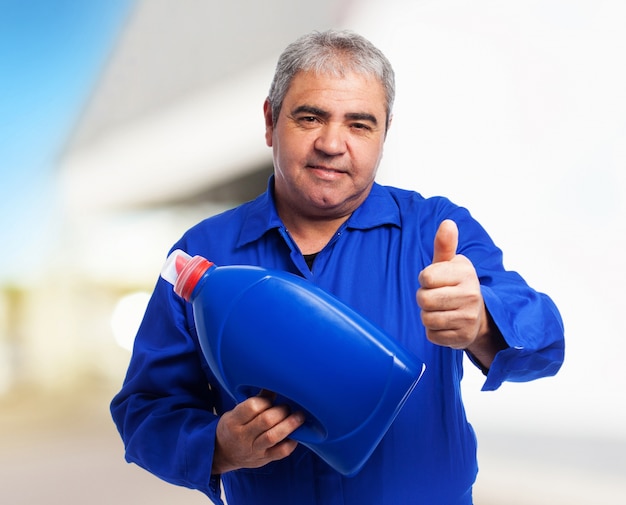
[161, 249, 425, 476]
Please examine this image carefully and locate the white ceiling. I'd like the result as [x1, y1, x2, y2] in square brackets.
[59, 0, 354, 211]
[67, 0, 349, 150]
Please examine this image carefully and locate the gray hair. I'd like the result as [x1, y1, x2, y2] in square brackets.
[267, 30, 395, 129]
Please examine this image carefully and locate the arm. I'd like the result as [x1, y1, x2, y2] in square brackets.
[110, 279, 224, 500]
[111, 279, 305, 502]
[417, 219, 564, 390]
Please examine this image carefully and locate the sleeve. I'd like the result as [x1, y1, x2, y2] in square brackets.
[448, 204, 565, 392]
[110, 277, 225, 504]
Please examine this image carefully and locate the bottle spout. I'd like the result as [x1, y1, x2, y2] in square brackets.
[160, 249, 214, 301]
[160, 249, 192, 287]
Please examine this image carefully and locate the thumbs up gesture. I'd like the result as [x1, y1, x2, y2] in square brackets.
[417, 220, 487, 350]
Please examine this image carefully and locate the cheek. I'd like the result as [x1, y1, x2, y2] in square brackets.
[278, 133, 311, 163]
[356, 142, 385, 174]
[273, 140, 301, 177]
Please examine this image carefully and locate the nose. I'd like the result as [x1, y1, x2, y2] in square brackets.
[314, 123, 347, 156]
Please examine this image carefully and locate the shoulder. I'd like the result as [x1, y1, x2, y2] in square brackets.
[372, 184, 494, 252]
[171, 199, 258, 259]
[374, 183, 459, 222]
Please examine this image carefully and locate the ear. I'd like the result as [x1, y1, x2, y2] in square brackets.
[263, 98, 274, 147]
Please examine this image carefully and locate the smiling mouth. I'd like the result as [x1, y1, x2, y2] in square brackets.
[307, 166, 347, 182]
[308, 164, 347, 174]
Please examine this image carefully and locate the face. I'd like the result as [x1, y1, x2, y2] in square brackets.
[264, 70, 389, 223]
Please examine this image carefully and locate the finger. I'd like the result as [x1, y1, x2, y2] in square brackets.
[432, 219, 458, 264]
[264, 437, 300, 462]
[418, 260, 458, 289]
[417, 285, 459, 311]
[229, 394, 274, 424]
[253, 410, 306, 451]
[424, 327, 468, 350]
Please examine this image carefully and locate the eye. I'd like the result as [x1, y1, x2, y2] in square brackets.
[292, 115, 322, 128]
[350, 122, 373, 133]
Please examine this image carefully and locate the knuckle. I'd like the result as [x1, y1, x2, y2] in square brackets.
[417, 290, 442, 311]
[256, 406, 288, 432]
[416, 289, 428, 308]
[419, 269, 434, 287]
[423, 311, 446, 330]
[257, 425, 284, 449]
[246, 396, 272, 415]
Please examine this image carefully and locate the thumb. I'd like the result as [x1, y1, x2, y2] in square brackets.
[432, 219, 458, 263]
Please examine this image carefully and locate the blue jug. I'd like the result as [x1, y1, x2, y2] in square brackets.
[161, 249, 425, 476]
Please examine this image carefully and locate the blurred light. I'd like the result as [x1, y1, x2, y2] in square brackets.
[111, 292, 150, 350]
[0, 341, 13, 395]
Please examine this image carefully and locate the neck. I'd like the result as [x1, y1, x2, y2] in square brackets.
[280, 213, 349, 255]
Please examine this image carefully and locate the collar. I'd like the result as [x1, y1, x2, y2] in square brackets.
[237, 176, 402, 248]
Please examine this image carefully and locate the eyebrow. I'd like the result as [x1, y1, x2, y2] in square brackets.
[292, 105, 379, 126]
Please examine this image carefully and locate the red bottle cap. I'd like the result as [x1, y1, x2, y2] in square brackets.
[161, 249, 213, 301]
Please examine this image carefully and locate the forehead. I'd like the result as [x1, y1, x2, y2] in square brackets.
[284, 70, 386, 117]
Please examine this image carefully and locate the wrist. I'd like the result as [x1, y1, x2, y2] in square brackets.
[466, 309, 507, 370]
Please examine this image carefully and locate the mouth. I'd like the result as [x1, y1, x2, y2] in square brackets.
[307, 165, 347, 180]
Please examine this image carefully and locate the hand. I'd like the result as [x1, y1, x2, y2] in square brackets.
[416, 220, 488, 350]
[212, 390, 306, 475]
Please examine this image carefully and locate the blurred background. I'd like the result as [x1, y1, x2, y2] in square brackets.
[1, 0, 624, 503]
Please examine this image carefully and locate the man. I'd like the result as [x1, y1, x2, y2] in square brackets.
[111, 30, 564, 504]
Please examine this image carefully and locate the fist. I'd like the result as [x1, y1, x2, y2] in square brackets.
[416, 220, 486, 349]
[212, 390, 305, 474]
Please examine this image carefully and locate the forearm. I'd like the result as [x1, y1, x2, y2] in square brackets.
[110, 282, 222, 496]
[112, 390, 220, 494]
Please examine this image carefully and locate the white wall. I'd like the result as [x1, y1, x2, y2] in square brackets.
[350, 2, 626, 502]
[349, 0, 626, 443]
